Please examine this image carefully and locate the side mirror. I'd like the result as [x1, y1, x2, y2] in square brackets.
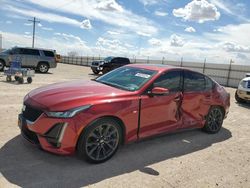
[150, 87, 169, 95]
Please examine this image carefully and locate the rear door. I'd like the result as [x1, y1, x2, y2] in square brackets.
[181, 70, 213, 128]
[139, 70, 183, 138]
[22, 48, 40, 67]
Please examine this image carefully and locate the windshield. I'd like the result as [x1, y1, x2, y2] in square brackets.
[104, 56, 113, 62]
[96, 66, 157, 91]
[1, 49, 11, 54]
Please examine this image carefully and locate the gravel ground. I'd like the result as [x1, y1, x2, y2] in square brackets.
[0, 63, 249, 188]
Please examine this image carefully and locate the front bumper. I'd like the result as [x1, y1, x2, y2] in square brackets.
[18, 113, 78, 155]
[237, 89, 250, 101]
[91, 65, 103, 71]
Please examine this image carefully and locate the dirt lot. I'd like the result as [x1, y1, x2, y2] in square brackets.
[0, 63, 249, 188]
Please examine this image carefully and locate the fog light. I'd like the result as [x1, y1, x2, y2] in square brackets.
[44, 123, 67, 147]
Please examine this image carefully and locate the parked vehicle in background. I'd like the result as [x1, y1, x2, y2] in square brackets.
[18, 64, 230, 163]
[91, 56, 130, 74]
[235, 73, 250, 103]
[0, 47, 57, 73]
[55, 54, 61, 63]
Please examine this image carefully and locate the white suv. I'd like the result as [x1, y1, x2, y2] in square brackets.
[235, 73, 250, 103]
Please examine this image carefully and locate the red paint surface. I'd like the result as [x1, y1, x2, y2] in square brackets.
[22, 64, 230, 155]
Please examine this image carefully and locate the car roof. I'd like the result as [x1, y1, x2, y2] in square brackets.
[127, 63, 186, 72]
[13, 46, 55, 52]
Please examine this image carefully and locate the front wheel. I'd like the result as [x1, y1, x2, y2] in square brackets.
[92, 69, 100, 74]
[235, 90, 245, 103]
[77, 118, 122, 163]
[38, 63, 49, 73]
[202, 107, 224, 134]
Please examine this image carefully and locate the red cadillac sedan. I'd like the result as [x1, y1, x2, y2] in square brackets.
[18, 64, 230, 163]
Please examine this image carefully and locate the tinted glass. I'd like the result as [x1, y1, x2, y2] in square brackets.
[205, 76, 213, 91]
[153, 71, 182, 92]
[21, 49, 40, 56]
[184, 71, 205, 92]
[43, 50, 55, 57]
[104, 56, 113, 62]
[96, 67, 157, 91]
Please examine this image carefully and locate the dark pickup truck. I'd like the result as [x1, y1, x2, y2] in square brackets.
[91, 56, 130, 74]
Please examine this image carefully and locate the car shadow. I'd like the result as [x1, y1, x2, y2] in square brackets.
[0, 128, 231, 187]
[235, 101, 250, 109]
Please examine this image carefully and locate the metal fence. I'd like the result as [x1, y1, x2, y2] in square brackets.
[61, 56, 250, 88]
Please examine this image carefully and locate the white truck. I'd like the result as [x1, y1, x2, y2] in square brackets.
[235, 73, 250, 103]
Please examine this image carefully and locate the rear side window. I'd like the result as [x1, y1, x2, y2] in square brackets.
[184, 71, 205, 92]
[21, 48, 40, 56]
[43, 50, 55, 57]
[153, 71, 182, 92]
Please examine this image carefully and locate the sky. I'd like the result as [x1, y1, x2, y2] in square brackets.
[0, 0, 250, 64]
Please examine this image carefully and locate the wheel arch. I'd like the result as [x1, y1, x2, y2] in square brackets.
[37, 61, 50, 68]
[76, 115, 127, 149]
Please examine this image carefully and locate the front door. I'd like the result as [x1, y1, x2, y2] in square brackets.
[139, 70, 183, 139]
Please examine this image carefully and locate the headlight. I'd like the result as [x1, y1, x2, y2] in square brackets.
[239, 80, 247, 88]
[99, 61, 105, 65]
[46, 105, 91, 118]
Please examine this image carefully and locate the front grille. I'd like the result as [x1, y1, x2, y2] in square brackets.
[92, 62, 99, 66]
[21, 124, 40, 145]
[23, 105, 43, 122]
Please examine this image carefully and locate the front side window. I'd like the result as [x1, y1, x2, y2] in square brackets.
[153, 71, 182, 92]
[184, 71, 205, 92]
[96, 67, 157, 91]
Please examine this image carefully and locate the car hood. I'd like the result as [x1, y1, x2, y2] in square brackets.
[26, 80, 133, 111]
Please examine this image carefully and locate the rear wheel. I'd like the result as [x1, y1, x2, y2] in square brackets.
[203, 107, 224, 134]
[38, 63, 49, 73]
[235, 90, 246, 103]
[77, 118, 122, 163]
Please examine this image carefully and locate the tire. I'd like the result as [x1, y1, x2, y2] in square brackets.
[77, 118, 122, 163]
[202, 107, 224, 134]
[37, 63, 49, 73]
[235, 90, 245, 103]
[6, 76, 11, 82]
[14, 76, 19, 81]
[27, 77, 32, 84]
[18, 77, 24, 84]
[0, 60, 5, 71]
[92, 69, 100, 74]
[102, 67, 110, 74]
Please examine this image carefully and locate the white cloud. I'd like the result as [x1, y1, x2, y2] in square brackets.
[37, 23, 42, 27]
[170, 34, 185, 47]
[80, 19, 92, 29]
[139, 0, 164, 6]
[54, 32, 86, 45]
[95, 0, 123, 12]
[173, 0, 220, 23]
[24, 23, 32, 26]
[185, 27, 196, 32]
[148, 38, 162, 46]
[24, 31, 30, 35]
[41, 27, 53, 31]
[154, 10, 168, 17]
[136, 31, 151, 37]
[107, 31, 120, 35]
[10, 0, 157, 36]
[223, 42, 250, 53]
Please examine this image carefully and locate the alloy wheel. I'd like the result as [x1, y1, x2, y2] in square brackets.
[85, 123, 119, 161]
[206, 108, 223, 132]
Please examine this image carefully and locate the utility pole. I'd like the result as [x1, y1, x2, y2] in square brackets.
[28, 17, 40, 48]
[0, 34, 2, 51]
